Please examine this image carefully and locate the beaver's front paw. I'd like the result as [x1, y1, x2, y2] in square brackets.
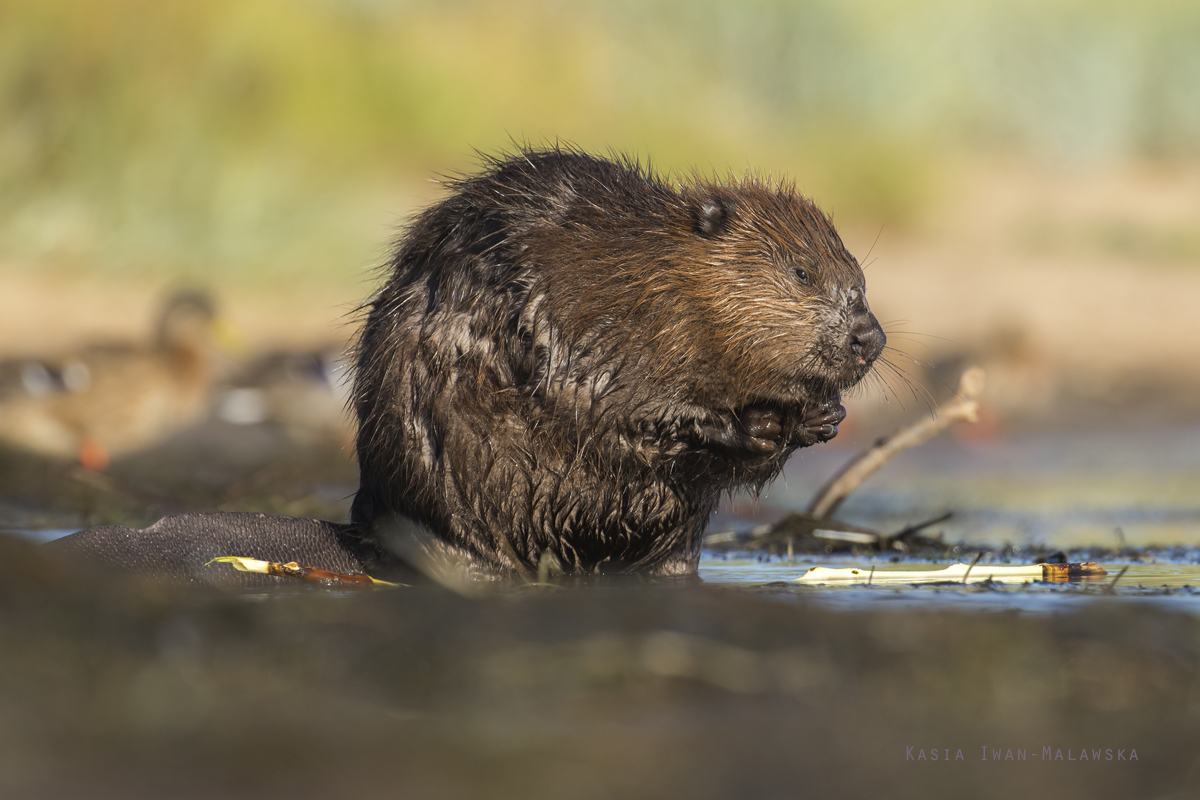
[696, 404, 783, 459]
[796, 397, 846, 447]
[740, 405, 783, 453]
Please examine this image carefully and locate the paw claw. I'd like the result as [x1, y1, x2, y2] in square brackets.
[800, 396, 846, 445]
[747, 437, 777, 454]
[742, 406, 783, 441]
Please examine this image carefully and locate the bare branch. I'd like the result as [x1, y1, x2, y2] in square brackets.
[806, 366, 986, 518]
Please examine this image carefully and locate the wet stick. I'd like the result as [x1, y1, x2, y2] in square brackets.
[1104, 565, 1130, 595]
[962, 551, 984, 584]
[807, 367, 985, 518]
[205, 557, 400, 587]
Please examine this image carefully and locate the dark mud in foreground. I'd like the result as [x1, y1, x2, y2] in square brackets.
[3, 534, 1198, 800]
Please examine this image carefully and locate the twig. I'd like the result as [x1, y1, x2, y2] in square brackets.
[807, 367, 985, 518]
[705, 515, 880, 549]
[888, 511, 954, 543]
[1103, 565, 1129, 595]
[962, 551, 984, 584]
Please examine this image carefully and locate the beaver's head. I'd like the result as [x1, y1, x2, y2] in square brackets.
[679, 182, 885, 408]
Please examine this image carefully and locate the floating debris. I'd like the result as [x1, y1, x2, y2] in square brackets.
[206, 556, 400, 587]
[793, 561, 1108, 585]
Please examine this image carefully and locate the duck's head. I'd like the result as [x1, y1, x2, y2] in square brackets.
[155, 290, 228, 354]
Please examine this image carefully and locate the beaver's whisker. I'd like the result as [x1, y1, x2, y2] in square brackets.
[876, 356, 938, 414]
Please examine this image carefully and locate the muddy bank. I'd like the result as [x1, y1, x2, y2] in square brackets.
[2, 533, 1195, 799]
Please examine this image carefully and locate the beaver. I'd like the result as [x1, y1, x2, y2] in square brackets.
[350, 147, 885, 579]
[45, 147, 884, 585]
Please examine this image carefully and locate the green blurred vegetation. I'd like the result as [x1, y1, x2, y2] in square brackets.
[1, 0, 1198, 285]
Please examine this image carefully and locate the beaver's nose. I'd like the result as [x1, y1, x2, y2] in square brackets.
[849, 312, 886, 364]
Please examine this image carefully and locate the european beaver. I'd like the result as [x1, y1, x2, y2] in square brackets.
[351, 148, 885, 578]
[46, 147, 884, 585]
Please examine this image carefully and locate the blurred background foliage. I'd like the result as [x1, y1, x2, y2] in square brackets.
[2, 0, 1199, 286]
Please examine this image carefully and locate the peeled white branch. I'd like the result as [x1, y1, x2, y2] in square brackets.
[793, 560, 1106, 585]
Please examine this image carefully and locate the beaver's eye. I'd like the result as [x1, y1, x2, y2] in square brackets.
[794, 267, 809, 285]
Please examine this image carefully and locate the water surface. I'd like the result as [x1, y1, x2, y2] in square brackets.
[719, 423, 1200, 548]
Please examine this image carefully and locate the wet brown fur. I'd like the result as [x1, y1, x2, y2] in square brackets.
[350, 147, 884, 579]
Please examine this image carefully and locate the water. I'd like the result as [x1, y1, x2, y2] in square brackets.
[700, 557, 1200, 612]
[701, 558, 1200, 589]
[696, 422, 1200, 609]
[18, 524, 1200, 613]
[10, 422, 1200, 612]
[718, 423, 1200, 548]
[10, 528, 76, 544]
[7, 421, 1198, 797]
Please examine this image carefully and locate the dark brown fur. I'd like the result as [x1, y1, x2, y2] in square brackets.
[350, 148, 885, 578]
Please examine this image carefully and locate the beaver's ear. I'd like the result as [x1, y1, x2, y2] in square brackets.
[694, 195, 732, 238]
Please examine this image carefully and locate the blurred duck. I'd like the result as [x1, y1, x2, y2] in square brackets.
[0, 291, 224, 470]
[214, 346, 354, 446]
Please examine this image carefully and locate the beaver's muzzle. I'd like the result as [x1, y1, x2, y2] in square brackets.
[849, 311, 886, 367]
